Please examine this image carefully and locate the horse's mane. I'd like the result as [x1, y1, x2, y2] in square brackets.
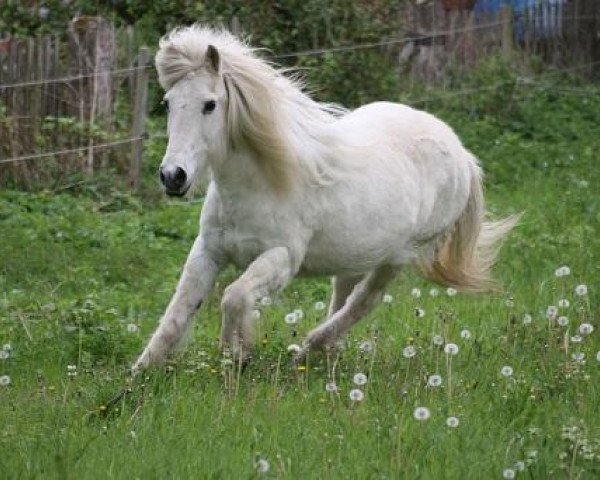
[155, 25, 347, 192]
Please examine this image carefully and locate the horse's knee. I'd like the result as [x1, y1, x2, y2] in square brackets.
[221, 283, 251, 317]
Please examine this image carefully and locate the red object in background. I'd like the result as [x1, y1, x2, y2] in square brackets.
[441, 0, 477, 11]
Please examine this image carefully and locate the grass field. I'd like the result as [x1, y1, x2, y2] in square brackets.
[1, 72, 599, 479]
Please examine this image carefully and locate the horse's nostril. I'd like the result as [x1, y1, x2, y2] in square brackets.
[159, 168, 166, 186]
[174, 167, 186, 186]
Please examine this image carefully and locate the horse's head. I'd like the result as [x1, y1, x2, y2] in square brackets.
[158, 44, 227, 196]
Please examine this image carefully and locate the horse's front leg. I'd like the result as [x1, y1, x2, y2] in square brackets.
[132, 237, 221, 374]
[220, 246, 294, 362]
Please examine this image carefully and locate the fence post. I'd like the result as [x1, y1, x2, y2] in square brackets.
[501, 6, 513, 55]
[130, 47, 149, 191]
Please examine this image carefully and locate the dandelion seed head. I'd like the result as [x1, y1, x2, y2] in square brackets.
[570, 335, 583, 344]
[359, 340, 373, 353]
[382, 294, 393, 304]
[446, 416, 459, 428]
[255, 458, 270, 473]
[349, 388, 364, 402]
[2, 343, 11, 351]
[572, 352, 585, 362]
[353, 373, 368, 386]
[514, 461, 525, 472]
[578, 323, 594, 335]
[313, 300, 325, 311]
[427, 374, 442, 387]
[575, 284, 588, 296]
[555, 266, 570, 277]
[501, 366, 514, 377]
[325, 382, 338, 393]
[284, 312, 298, 325]
[251, 309, 261, 320]
[522, 314, 532, 325]
[546, 306, 558, 319]
[413, 406, 431, 420]
[411, 288, 421, 299]
[444, 343, 459, 355]
[260, 296, 272, 306]
[0, 375, 10, 386]
[287, 344, 301, 354]
[446, 287, 457, 297]
[432, 335, 444, 346]
[429, 288, 439, 297]
[558, 298, 570, 308]
[126, 323, 139, 333]
[403, 345, 417, 358]
[557, 316, 569, 327]
[0, 350, 8, 360]
[502, 468, 516, 479]
[460, 329, 471, 340]
[293, 308, 304, 320]
[414, 307, 425, 318]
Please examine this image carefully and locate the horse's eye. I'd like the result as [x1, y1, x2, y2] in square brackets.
[203, 100, 216, 114]
[162, 99, 169, 112]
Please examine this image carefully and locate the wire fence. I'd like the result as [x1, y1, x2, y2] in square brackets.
[0, 6, 598, 187]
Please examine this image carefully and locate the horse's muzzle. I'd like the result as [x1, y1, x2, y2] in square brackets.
[159, 165, 189, 196]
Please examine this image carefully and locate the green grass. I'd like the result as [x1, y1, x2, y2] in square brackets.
[1, 75, 600, 479]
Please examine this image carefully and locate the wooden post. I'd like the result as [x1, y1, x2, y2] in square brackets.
[501, 5, 513, 56]
[130, 47, 149, 191]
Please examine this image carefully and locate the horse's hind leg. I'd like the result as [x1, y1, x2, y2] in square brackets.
[220, 247, 293, 362]
[327, 274, 363, 318]
[298, 265, 396, 358]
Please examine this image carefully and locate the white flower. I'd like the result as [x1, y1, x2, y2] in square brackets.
[260, 296, 272, 306]
[2, 343, 11, 351]
[444, 343, 459, 355]
[446, 287, 457, 297]
[578, 323, 594, 335]
[557, 316, 569, 327]
[313, 301, 326, 311]
[349, 388, 364, 402]
[572, 352, 585, 362]
[429, 288, 439, 297]
[382, 294, 393, 304]
[255, 458, 270, 473]
[501, 366, 513, 377]
[555, 266, 570, 277]
[284, 313, 297, 325]
[402, 345, 417, 358]
[251, 309, 261, 320]
[0, 375, 10, 386]
[287, 344, 301, 354]
[514, 461, 525, 472]
[126, 323, 139, 333]
[413, 406, 431, 420]
[522, 314, 532, 325]
[427, 374, 442, 387]
[558, 299, 570, 308]
[446, 416, 459, 428]
[293, 308, 304, 320]
[353, 373, 368, 386]
[570, 335, 583, 343]
[460, 329, 471, 340]
[546, 306, 558, 319]
[575, 284, 588, 296]
[67, 364, 77, 371]
[0, 350, 8, 360]
[411, 288, 421, 299]
[432, 335, 444, 346]
[414, 307, 425, 318]
[359, 340, 373, 353]
[325, 382, 338, 393]
[502, 468, 516, 479]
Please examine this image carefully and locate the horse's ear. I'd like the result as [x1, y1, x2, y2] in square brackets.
[206, 45, 220, 73]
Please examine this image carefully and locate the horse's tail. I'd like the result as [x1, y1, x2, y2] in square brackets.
[418, 162, 521, 292]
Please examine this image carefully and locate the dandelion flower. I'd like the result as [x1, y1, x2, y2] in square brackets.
[126, 323, 139, 333]
[444, 343, 459, 355]
[522, 314, 532, 325]
[578, 323, 594, 335]
[287, 344, 301, 354]
[446, 416, 459, 428]
[557, 316, 569, 327]
[446, 287, 457, 297]
[414, 307, 425, 318]
[403, 345, 417, 358]
[255, 458, 270, 473]
[349, 388, 364, 402]
[427, 374, 442, 387]
[353, 373, 368, 386]
[325, 382, 338, 393]
[0, 350, 8, 360]
[251, 309, 261, 320]
[460, 329, 471, 340]
[382, 294, 393, 304]
[260, 296, 272, 306]
[429, 288, 439, 297]
[501, 366, 513, 377]
[411, 288, 421, 299]
[359, 340, 373, 353]
[558, 299, 570, 308]
[284, 313, 298, 325]
[293, 308, 304, 320]
[413, 406, 431, 420]
[575, 284, 588, 296]
[0, 375, 10, 386]
[502, 468, 516, 479]
[432, 335, 444, 346]
[314, 301, 326, 311]
[546, 306, 558, 319]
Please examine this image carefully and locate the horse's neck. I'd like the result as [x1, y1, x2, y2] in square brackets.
[210, 148, 271, 194]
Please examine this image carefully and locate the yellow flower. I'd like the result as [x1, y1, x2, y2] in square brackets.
[297, 365, 306, 372]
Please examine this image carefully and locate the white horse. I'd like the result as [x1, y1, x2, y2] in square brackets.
[133, 25, 518, 372]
